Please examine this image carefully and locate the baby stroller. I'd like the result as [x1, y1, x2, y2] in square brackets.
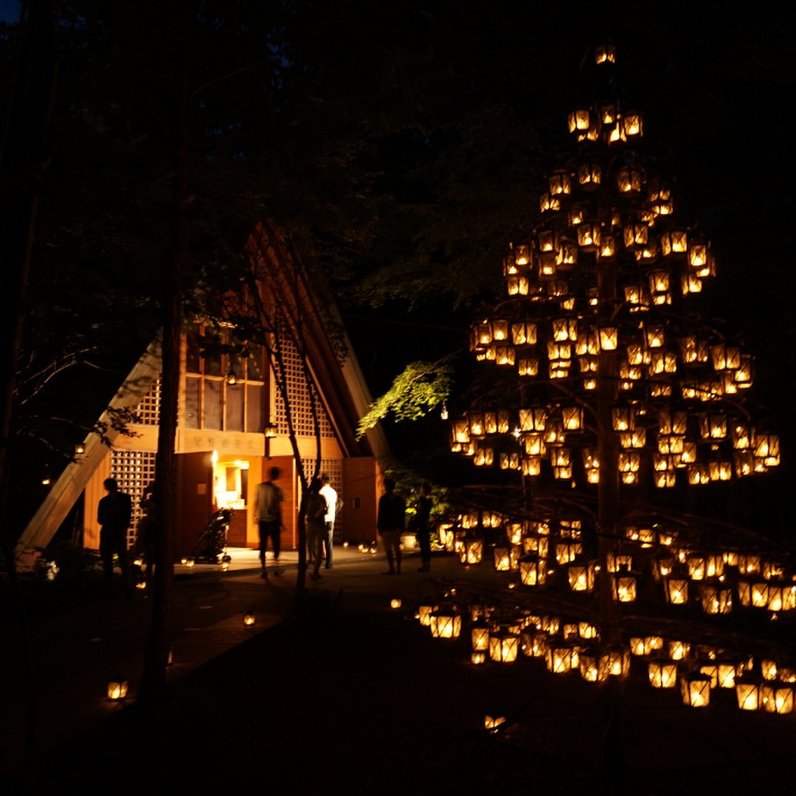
[192, 508, 233, 563]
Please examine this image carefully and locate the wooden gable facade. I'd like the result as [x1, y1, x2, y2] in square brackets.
[15, 222, 390, 565]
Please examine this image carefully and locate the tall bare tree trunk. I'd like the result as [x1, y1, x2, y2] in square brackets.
[138, 5, 189, 702]
[0, 0, 56, 777]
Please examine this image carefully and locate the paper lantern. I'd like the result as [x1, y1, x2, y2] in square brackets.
[471, 623, 490, 652]
[611, 573, 637, 603]
[461, 537, 484, 565]
[649, 660, 678, 689]
[417, 603, 437, 626]
[106, 679, 129, 701]
[601, 646, 631, 678]
[489, 631, 520, 663]
[664, 577, 689, 605]
[546, 643, 578, 674]
[736, 680, 761, 711]
[761, 682, 795, 714]
[520, 629, 548, 658]
[430, 610, 461, 639]
[578, 649, 608, 683]
[681, 673, 712, 707]
[519, 555, 547, 586]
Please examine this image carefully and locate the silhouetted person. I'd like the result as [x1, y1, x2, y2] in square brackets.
[97, 477, 133, 597]
[255, 466, 284, 579]
[414, 481, 433, 572]
[377, 476, 405, 575]
[305, 477, 328, 581]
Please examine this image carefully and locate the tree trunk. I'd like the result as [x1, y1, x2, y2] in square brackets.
[138, 7, 189, 703]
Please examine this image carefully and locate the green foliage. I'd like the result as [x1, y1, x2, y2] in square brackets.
[356, 360, 452, 439]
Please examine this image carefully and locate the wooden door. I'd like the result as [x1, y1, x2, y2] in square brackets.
[176, 451, 214, 556]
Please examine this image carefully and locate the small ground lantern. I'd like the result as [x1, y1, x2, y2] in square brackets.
[520, 629, 548, 658]
[390, 598, 402, 610]
[699, 582, 733, 615]
[567, 562, 595, 592]
[520, 555, 547, 586]
[681, 672, 712, 707]
[484, 714, 506, 733]
[462, 537, 484, 565]
[489, 630, 520, 663]
[668, 640, 691, 661]
[736, 679, 761, 711]
[430, 608, 461, 639]
[664, 576, 689, 604]
[471, 623, 490, 653]
[243, 611, 255, 626]
[437, 524, 454, 550]
[750, 581, 771, 608]
[761, 659, 779, 681]
[546, 643, 578, 674]
[417, 603, 437, 626]
[106, 679, 129, 701]
[761, 682, 795, 714]
[611, 572, 638, 602]
[649, 659, 678, 689]
[579, 648, 608, 683]
[601, 646, 631, 679]
[493, 545, 511, 571]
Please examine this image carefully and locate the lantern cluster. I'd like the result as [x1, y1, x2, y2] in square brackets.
[423, 504, 796, 714]
[450, 45, 780, 490]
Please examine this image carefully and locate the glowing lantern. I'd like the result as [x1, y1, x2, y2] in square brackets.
[430, 609, 462, 639]
[648, 660, 678, 688]
[471, 623, 490, 652]
[681, 672, 712, 707]
[106, 679, 129, 701]
[698, 583, 733, 615]
[578, 649, 608, 683]
[493, 546, 512, 571]
[601, 646, 631, 678]
[663, 577, 689, 605]
[668, 640, 691, 661]
[736, 680, 761, 711]
[461, 537, 484, 565]
[519, 555, 547, 586]
[243, 611, 255, 626]
[567, 562, 596, 592]
[611, 573, 637, 603]
[417, 603, 437, 626]
[546, 643, 578, 674]
[489, 631, 520, 663]
[520, 629, 548, 658]
[761, 682, 795, 714]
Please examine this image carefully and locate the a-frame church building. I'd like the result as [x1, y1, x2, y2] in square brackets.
[15, 221, 391, 566]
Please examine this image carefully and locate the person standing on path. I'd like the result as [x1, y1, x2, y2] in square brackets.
[414, 481, 434, 572]
[377, 476, 405, 575]
[255, 466, 284, 579]
[97, 477, 133, 597]
[318, 472, 340, 570]
[305, 477, 328, 581]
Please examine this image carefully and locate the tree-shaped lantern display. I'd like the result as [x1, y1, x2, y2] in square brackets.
[437, 44, 790, 713]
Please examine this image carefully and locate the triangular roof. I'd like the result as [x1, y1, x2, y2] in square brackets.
[15, 221, 389, 565]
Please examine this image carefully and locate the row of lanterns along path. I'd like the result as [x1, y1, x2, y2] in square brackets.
[399, 507, 796, 715]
